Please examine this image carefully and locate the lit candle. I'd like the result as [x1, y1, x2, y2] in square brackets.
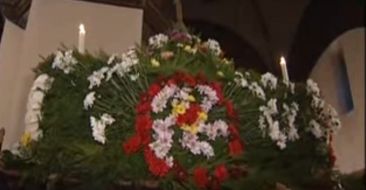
[78, 24, 86, 54]
[280, 56, 289, 82]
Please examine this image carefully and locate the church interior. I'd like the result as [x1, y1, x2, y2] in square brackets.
[0, 0, 364, 189]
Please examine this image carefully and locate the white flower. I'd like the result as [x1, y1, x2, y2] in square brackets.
[249, 82, 266, 100]
[306, 79, 320, 96]
[129, 73, 139, 81]
[260, 99, 278, 116]
[174, 87, 193, 101]
[234, 72, 249, 88]
[196, 85, 219, 112]
[165, 156, 174, 168]
[88, 67, 109, 89]
[90, 114, 115, 144]
[149, 34, 169, 48]
[29, 91, 45, 110]
[309, 120, 323, 138]
[234, 71, 243, 78]
[311, 96, 325, 109]
[199, 141, 214, 158]
[291, 102, 299, 111]
[201, 120, 229, 140]
[90, 116, 106, 144]
[206, 39, 222, 56]
[32, 74, 54, 91]
[151, 84, 178, 113]
[106, 49, 138, 80]
[287, 126, 299, 141]
[268, 120, 287, 149]
[107, 54, 117, 65]
[289, 82, 295, 94]
[324, 105, 341, 132]
[276, 133, 287, 150]
[84, 92, 96, 110]
[25, 110, 41, 124]
[149, 115, 176, 159]
[239, 78, 248, 88]
[149, 140, 172, 159]
[268, 121, 280, 141]
[180, 132, 201, 155]
[258, 115, 266, 132]
[52, 50, 78, 74]
[101, 113, 115, 125]
[282, 102, 299, 141]
[10, 142, 21, 156]
[25, 123, 43, 141]
[214, 120, 229, 138]
[261, 72, 278, 90]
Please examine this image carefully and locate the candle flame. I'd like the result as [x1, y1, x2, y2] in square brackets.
[79, 24, 86, 34]
[280, 56, 286, 65]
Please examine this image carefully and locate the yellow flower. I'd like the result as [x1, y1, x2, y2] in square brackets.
[177, 43, 184, 48]
[181, 124, 199, 135]
[21, 132, 32, 147]
[187, 95, 196, 102]
[217, 71, 224, 77]
[172, 102, 186, 115]
[184, 45, 197, 54]
[151, 58, 160, 67]
[198, 111, 208, 122]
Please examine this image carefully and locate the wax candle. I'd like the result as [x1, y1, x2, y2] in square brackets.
[280, 56, 289, 82]
[78, 24, 86, 54]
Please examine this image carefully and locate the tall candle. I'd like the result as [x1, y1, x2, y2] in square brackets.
[78, 24, 86, 54]
[280, 56, 289, 82]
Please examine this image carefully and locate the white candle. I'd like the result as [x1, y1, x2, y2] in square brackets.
[78, 24, 86, 54]
[280, 56, 289, 82]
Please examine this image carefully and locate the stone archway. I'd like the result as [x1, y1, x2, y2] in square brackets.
[288, 0, 364, 81]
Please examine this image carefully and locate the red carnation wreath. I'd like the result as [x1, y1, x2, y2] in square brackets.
[123, 72, 244, 187]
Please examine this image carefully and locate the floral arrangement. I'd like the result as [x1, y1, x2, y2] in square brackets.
[1, 31, 342, 190]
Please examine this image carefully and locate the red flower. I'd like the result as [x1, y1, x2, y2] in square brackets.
[229, 139, 244, 156]
[167, 78, 177, 86]
[123, 135, 141, 155]
[193, 167, 209, 188]
[182, 74, 196, 86]
[228, 124, 240, 139]
[177, 104, 201, 125]
[144, 148, 170, 177]
[136, 115, 152, 133]
[225, 100, 237, 119]
[210, 82, 224, 104]
[136, 101, 151, 114]
[135, 114, 153, 145]
[214, 164, 229, 183]
[148, 83, 161, 97]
